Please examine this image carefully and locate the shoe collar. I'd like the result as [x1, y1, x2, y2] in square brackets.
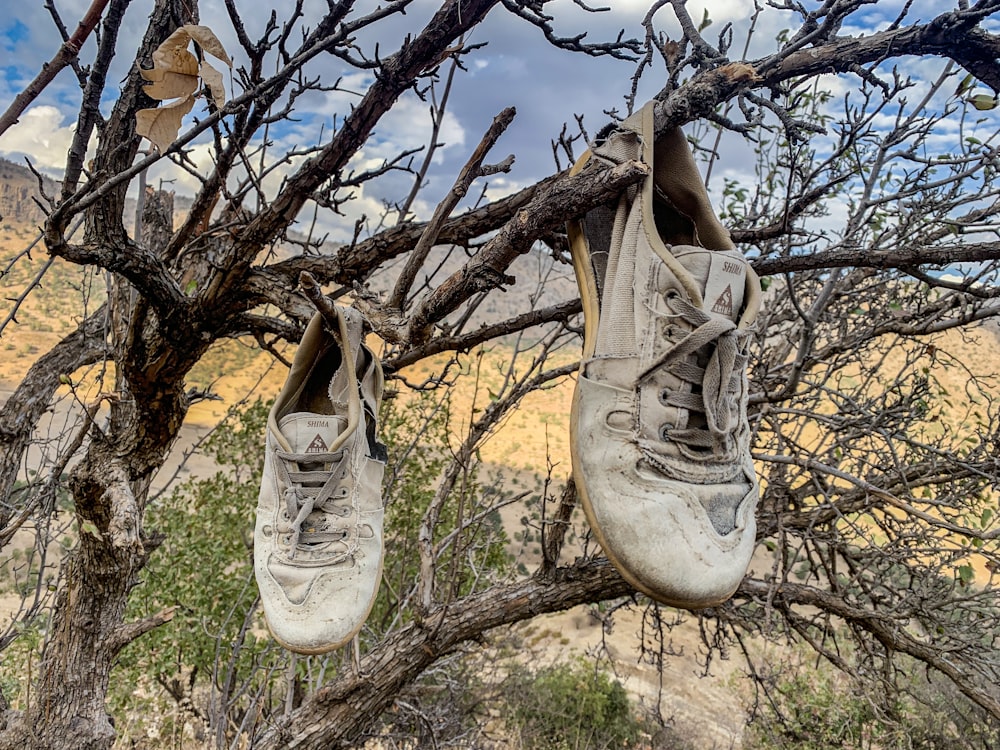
[267, 308, 362, 454]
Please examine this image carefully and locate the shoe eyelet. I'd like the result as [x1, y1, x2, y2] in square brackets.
[659, 424, 672, 441]
[658, 389, 670, 405]
[261, 525, 273, 537]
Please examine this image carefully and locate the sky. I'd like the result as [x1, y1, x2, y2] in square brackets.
[0, 0, 995, 243]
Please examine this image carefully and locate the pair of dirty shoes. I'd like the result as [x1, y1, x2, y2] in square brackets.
[254, 100, 761, 653]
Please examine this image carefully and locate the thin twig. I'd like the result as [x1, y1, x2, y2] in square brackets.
[0, 0, 112, 137]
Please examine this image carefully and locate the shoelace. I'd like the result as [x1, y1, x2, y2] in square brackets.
[640, 293, 747, 455]
[274, 448, 354, 559]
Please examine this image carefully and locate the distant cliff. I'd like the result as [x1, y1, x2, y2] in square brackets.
[0, 158, 195, 232]
[0, 158, 59, 228]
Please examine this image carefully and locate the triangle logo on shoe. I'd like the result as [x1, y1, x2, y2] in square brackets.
[711, 285, 734, 318]
[305, 434, 328, 454]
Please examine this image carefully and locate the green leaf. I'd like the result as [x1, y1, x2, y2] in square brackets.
[955, 73, 975, 97]
[968, 93, 998, 111]
[958, 564, 975, 586]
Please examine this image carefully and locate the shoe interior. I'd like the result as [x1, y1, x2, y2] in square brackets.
[297, 341, 342, 415]
[652, 185, 698, 248]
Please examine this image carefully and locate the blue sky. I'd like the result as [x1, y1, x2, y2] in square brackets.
[0, 0, 994, 243]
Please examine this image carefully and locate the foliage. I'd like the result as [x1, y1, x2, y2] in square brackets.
[112, 398, 272, 737]
[746, 666, 897, 750]
[501, 657, 651, 750]
[106, 381, 512, 741]
[375, 372, 512, 632]
[744, 652, 1000, 750]
[369, 657, 495, 750]
[0, 618, 45, 713]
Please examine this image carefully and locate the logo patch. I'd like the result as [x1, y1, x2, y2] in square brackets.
[711, 284, 734, 317]
[305, 434, 329, 454]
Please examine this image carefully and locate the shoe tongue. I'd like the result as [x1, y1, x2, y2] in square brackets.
[673, 248, 746, 323]
[278, 413, 348, 455]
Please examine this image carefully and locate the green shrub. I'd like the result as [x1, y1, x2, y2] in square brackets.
[743, 654, 1000, 750]
[109, 385, 513, 741]
[502, 657, 650, 750]
[372, 387, 511, 631]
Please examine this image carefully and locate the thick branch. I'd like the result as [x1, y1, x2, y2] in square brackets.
[255, 557, 632, 750]
[740, 578, 1000, 719]
[242, 173, 564, 306]
[753, 241, 1000, 276]
[0, 0, 111, 137]
[235, 0, 504, 256]
[389, 107, 517, 308]
[109, 606, 176, 653]
[653, 8, 1000, 135]
[383, 298, 582, 373]
[406, 159, 649, 342]
[0, 305, 108, 535]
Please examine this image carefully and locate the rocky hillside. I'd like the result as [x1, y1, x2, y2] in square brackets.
[0, 158, 60, 228]
[0, 159, 193, 232]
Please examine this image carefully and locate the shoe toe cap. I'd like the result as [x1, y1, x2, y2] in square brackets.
[574, 413, 757, 607]
[255, 542, 383, 654]
[583, 470, 756, 607]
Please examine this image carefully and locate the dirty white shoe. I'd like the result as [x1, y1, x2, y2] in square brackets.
[567, 100, 761, 608]
[254, 307, 387, 653]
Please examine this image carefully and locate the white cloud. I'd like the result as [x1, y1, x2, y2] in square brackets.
[0, 105, 82, 173]
[368, 93, 466, 160]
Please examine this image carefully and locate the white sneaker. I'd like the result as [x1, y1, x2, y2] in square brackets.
[567, 101, 761, 608]
[254, 306, 387, 653]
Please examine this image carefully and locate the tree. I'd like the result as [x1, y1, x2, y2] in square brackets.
[0, 0, 999, 748]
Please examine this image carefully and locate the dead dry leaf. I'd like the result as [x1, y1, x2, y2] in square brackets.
[150, 27, 200, 78]
[136, 94, 196, 153]
[142, 70, 199, 101]
[183, 25, 233, 68]
[718, 62, 761, 84]
[136, 24, 232, 151]
[200, 61, 226, 107]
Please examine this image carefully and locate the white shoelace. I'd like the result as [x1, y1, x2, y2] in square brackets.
[274, 447, 354, 559]
[640, 293, 747, 455]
